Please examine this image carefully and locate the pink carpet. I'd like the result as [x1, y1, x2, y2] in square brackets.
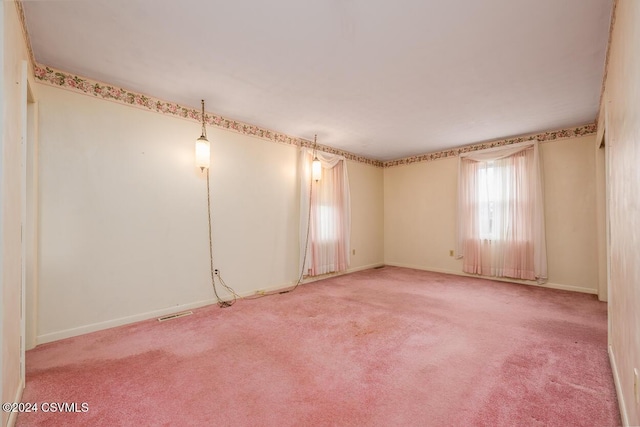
[18, 267, 620, 426]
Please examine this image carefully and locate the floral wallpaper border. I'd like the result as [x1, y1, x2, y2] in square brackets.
[33, 64, 384, 168]
[382, 124, 597, 168]
[34, 65, 596, 169]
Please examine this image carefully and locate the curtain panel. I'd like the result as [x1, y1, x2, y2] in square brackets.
[456, 141, 547, 282]
[299, 148, 351, 276]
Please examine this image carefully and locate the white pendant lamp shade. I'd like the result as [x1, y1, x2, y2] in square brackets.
[195, 135, 210, 170]
[195, 99, 210, 171]
[312, 157, 322, 181]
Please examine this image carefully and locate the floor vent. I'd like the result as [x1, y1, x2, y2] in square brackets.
[158, 311, 193, 322]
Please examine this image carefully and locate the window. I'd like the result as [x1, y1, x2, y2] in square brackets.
[299, 149, 351, 276]
[457, 142, 547, 281]
[477, 163, 498, 241]
[476, 158, 530, 242]
[317, 204, 338, 242]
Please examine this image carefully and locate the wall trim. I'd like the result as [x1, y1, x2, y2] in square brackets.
[384, 262, 598, 295]
[36, 297, 219, 345]
[34, 261, 598, 344]
[31, 63, 599, 170]
[32, 64, 384, 168]
[34, 263, 386, 344]
[383, 124, 598, 167]
[347, 262, 386, 274]
[301, 263, 386, 284]
[609, 345, 629, 426]
[227, 263, 385, 298]
[18, 0, 601, 170]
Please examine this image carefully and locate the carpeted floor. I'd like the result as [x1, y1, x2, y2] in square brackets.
[17, 267, 620, 426]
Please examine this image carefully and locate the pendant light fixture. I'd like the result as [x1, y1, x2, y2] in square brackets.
[312, 134, 322, 182]
[195, 99, 210, 171]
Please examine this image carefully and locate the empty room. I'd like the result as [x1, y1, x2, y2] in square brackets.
[1, 0, 638, 426]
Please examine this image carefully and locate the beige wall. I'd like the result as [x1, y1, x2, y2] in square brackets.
[347, 160, 384, 272]
[34, 83, 384, 343]
[384, 154, 459, 273]
[384, 135, 600, 294]
[1, 1, 32, 425]
[541, 136, 599, 291]
[9, 2, 636, 422]
[602, 1, 640, 424]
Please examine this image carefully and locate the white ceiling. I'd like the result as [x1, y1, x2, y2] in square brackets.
[22, 0, 612, 161]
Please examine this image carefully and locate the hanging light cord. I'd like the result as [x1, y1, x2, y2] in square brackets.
[279, 164, 314, 294]
[242, 169, 313, 300]
[288, 138, 319, 292]
[206, 169, 239, 307]
[277, 137, 322, 295]
[244, 147, 316, 299]
[200, 100, 207, 139]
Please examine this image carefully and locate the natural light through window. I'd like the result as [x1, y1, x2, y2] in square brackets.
[318, 205, 338, 242]
[477, 164, 496, 241]
[457, 142, 547, 281]
[477, 163, 508, 241]
[299, 148, 351, 276]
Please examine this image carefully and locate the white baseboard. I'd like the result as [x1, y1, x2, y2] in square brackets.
[33, 284, 306, 345]
[34, 262, 593, 346]
[34, 264, 388, 345]
[609, 345, 629, 427]
[36, 298, 218, 345]
[217, 263, 387, 301]
[384, 262, 598, 295]
[7, 381, 24, 427]
[535, 281, 598, 294]
[299, 263, 386, 285]
[348, 262, 386, 273]
[245, 262, 387, 292]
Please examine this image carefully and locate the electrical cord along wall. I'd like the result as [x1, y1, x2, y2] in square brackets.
[206, 168, 240, 307]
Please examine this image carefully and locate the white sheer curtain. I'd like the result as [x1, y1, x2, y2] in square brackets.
[300, 148, 351, 276]
[456, 141, 547, 282]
